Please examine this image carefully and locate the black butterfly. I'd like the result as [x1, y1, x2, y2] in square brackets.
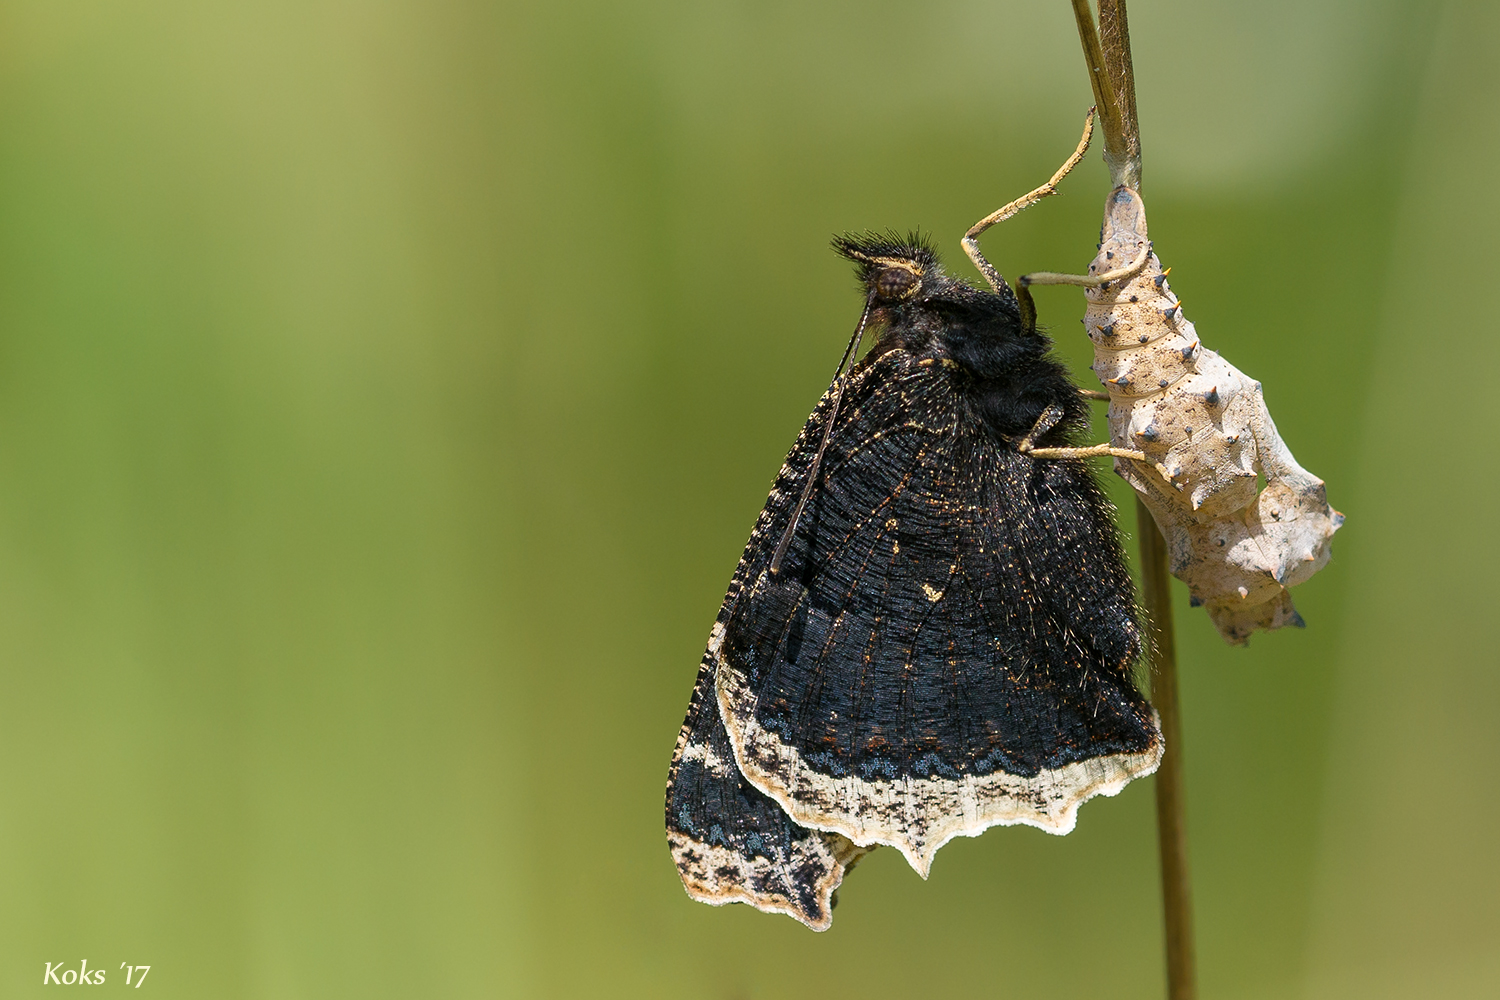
[665, 233, 1161, 931]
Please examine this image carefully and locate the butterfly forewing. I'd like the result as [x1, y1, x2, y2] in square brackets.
[712, 348, 1159, 875]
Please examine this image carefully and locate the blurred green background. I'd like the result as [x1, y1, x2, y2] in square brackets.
[0, 1, 1495, 997]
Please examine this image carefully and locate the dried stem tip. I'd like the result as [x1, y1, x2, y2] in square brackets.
[1071, 0, 1141, 190]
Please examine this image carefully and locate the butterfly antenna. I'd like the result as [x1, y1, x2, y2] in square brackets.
[769, 293, 876, 575]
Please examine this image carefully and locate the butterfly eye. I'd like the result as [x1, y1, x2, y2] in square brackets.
[874, 266, 919, 302]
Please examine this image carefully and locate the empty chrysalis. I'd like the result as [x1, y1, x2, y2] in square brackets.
[969, 111, 1343, 645]
[1072, 186, 1341, 644]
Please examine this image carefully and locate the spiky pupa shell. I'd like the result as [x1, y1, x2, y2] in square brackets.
[1082, 187, 1342, 645]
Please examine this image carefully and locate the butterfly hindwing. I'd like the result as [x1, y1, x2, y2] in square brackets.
[665, 643, 868, 932]
[665, 431, 877, 932]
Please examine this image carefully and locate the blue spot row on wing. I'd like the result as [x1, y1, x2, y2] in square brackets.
[805, 750, 848, 777]
[975, 745, 1040, 778]
[911, 752, 961, 779]
[764, 715, 795, 741]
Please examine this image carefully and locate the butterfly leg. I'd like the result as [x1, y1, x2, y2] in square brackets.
[1026, 441, 1149, 461]
[962, 107, 1096, 310]
[1017, 404, 1147, 462]
[1020, 238, 1152, 291]
[1015, 403, 1066, 450]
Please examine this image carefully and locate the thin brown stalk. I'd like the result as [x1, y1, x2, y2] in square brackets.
[1069, 0, 1140, 189]
[1096, 0, 1141, 189]
[1070, 3, 1196, 997]
[1069, 0, 1126, 174]
[1138, 500, 1197, 1000]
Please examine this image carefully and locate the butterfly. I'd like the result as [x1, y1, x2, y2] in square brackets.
[665, 232, 1162, 931]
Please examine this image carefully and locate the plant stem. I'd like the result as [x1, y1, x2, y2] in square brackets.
[1137, 498, 1197, 1000]
[1069, 1, 1197, 995]
[1069, 0, 1141, 189]
[1069, 0, 1126, 180]
[1095, 0, 1140, 188]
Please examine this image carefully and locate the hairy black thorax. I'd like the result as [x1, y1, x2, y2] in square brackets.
[838, 233, 1091, 447]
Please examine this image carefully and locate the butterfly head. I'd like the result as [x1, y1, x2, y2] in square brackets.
[832, 233, 942, 306]
[832, 231, 1024, 336]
